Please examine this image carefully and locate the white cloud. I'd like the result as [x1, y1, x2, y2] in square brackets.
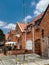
[34, 0, 49, 16]
[34, 10, 41, 16]
[4, 23, 16, 30]
[0, 21, 7, 27]
[0, 21, 16, 30]
[23, 15, 32, 22]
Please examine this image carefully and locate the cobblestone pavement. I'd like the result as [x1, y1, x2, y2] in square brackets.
[0, 54, 49, 65]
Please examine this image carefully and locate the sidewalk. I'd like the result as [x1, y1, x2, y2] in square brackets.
[15, 54, 49, 65]
[20, 60, 49, 65]
[0, 53, 49, 65]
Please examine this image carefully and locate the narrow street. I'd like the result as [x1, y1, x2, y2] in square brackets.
[0, 54, 49, 65]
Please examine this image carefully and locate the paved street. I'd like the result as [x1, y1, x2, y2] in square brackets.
[0, 54, 49, 65]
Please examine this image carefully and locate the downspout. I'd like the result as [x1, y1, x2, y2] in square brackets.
[32, 24, 35, 53]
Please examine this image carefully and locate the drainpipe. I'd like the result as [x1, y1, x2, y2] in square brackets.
[24, 27, 26, 50]
[47, 37, 48, 58]
[40, 28, 44, 58]
[41, 37, 44, 58]
[32, 24, 35, 53]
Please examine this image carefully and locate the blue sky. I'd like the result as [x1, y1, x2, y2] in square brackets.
[0, 0, 49, 34]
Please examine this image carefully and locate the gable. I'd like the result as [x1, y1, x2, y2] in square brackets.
[15, 22, 26, 32]
[40, 5, 49, 26]
[15, 24, 21, 33]
[40, 5, 49, 36]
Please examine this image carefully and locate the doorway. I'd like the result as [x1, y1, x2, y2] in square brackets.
[35, 39, 41, 55]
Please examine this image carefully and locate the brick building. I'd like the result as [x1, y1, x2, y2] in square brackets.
[26, 5, 49, 57]
[8, 30, 16, 42]
[5, 30, 16, 42]
[40, 5, 49, 57]
[15, 22, 26, 50]
[5, 5, 49, 57]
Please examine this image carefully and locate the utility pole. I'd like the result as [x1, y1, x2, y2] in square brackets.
[23, 0, 27, 50]
[22, 0, 27, 63]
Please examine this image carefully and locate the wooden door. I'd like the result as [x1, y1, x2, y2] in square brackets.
[35, 39, 41, 55]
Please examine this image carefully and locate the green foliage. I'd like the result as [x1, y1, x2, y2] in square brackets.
[0, 29, 5, 41]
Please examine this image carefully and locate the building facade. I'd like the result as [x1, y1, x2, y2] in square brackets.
[5, 5, 49, 57]
[15, 22, 26, 50]
[25, 5, 49, 57]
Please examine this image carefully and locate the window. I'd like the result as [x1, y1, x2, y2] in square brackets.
[26, 40, 32, 50]
[42, 29, 44, 38]
[35, 19, 41, 30]
[16, 30, 20, 37]
[27, 26, 31, 32]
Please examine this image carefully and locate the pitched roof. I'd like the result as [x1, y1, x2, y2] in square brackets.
[17, 22, 27, 32]
[27, 4, 49, 27]
[27, 13, 44, 27]
[32, 13, 43, 22]
[10, 30, 16, 34]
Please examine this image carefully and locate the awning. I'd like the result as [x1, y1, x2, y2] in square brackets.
[5, 42, 16, 45]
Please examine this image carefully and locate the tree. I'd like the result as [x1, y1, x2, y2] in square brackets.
[0, 29, 5, 42]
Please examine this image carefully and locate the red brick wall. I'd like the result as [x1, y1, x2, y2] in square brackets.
[40, 7, 49, 57]
[34, 26, 41, 41]
[9, 31, 16, 42]
[15, 24, 25, 50]
[6, 6, 49, 56]
[26, 29, 33, 40]
[40, 7, 49, 37]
